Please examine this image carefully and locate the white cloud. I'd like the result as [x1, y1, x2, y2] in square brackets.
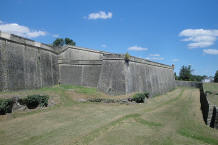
[172, 59, 179, 62]
[146, 54, 164, 61]
[52, 34, 59, 38]
[203, 49, 218, 55]
[146, 57, 164, 61]
[0, 22, 46, 38]
[0, 20, 3, 24]
[87, 11, 112, 20]
[179, 29, 218, 48]
[149, 54, 160, 57]
[101, 44, 107, 48]
[128, 45, 148, 51]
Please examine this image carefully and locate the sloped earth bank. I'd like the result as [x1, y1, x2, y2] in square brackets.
[0, 87, 218, 145]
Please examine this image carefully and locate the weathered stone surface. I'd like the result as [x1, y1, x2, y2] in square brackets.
[23, 46, 39, 89]
[0, 32, 59, 91]
[0, 39, 4, 91]
[59, 65, 83, 86]
[98, 54, 175, 96]
[59, 45, 105, 60]
[98, 59, 126, 95]
[0, 31, 176, 98]
[7, 41, 25, 90]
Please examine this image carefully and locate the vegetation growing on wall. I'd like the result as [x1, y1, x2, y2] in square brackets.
[53, 38, 76, 47]
[124, 52, 130, 62]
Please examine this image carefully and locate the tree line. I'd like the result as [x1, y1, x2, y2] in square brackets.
[175, 65, 218, 83]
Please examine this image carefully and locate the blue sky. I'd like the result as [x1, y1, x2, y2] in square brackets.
[0, 0, 218, 76]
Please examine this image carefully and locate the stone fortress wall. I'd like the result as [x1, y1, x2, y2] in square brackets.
[58, 45, 107, 88]
[0, 31, 59, 91]
[98, 54, 175, 96]
[0, 31, 176, 96]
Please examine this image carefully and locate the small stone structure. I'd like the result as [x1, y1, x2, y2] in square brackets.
[0, 31, 176, 96]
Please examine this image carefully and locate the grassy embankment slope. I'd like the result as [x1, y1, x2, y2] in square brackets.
[0, 85, 218, 145]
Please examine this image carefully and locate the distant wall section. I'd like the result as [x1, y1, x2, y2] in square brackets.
[0, 32, 59, 91]
[175, 80, 202, 88]
[58, 46, 108, 87]
[98, 54, 175, 96]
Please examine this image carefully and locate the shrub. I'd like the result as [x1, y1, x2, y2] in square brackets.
[124, 52, 130, 62]
[18, 95, 49, 109]
[131, 92, 149, 103]
[0, 98, 14, 115]
[88, 98, 103, 102]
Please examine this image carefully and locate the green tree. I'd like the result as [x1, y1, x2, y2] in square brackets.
[65, 38, 76, 46]
[174, 72, 179, 80]
[214, 70, 218, 83]
[191, 75, 207, 82]
[53, 38, 64, 47]
[179, 65, 193, 81]
[52, 38, 76, 47]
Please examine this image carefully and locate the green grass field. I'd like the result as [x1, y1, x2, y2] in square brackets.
[203, 83, 218, 105]
[0, 85, 218, 145]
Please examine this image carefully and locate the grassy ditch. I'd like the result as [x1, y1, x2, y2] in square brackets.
[0, 86, 218, 145]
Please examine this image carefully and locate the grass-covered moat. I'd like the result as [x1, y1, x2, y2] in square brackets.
[0, 85, 218, 145]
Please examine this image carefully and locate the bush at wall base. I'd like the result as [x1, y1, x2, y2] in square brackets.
[0, 98, 13, 115]
[19, 95, 49, 109]
[131, 92, 149, 103]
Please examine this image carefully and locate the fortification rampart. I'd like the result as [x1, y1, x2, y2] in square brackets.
[0, 31, 59, 91]
[98, 54, 175, 96]
[58, 45, 107, 87]
[0, 31, 176, 96]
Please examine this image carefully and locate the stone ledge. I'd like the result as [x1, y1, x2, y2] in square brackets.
[60, 45, 110, 55]
[58, 59, 102, 65]
[0, 31, 57, 54]
[103, 54, 173, 69]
